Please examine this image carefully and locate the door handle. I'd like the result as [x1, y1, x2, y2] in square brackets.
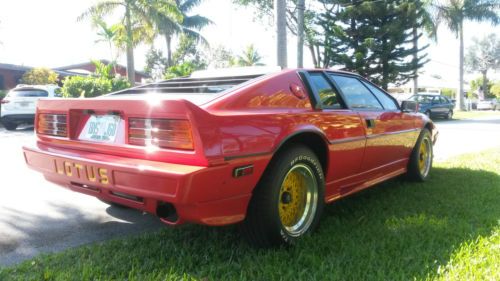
[365, 119, 376, 128]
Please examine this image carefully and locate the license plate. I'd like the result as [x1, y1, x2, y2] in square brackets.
[79, 115, 120, 143]
[18, 101, 30, 107]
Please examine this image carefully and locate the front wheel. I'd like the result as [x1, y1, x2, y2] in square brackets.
[242, 145, 325, 248]
[445, 110, 453, 120]
[406, 129, 433, 181]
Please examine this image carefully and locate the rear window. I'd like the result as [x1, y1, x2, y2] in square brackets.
[8, 89, 48, 97]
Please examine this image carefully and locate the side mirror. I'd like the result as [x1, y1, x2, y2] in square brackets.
[401, 100, 419, 113]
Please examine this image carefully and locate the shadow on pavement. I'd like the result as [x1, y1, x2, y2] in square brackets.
[0, 202, 164, 266]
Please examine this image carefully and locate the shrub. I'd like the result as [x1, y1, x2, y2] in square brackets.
[164, 62, 195, 80]
[61, 75, 130, 98]
[21, 68, 59, 85]
[111, 77, 131, 92]
[0, 90, 7, 100]
[62, 76, 112, 98]
[490, 82, 500, 98]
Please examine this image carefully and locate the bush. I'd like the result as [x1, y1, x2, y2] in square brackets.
[441, 88, 456, 99]
[111, 77, 131, 92]
[164, 62, 195, 80]
[490, 82, 500, 98]
[21, 67, 59, 85]
[0, 90, 7, 100]
[61, 76, 130, 98]
[62, 76, 111, 98]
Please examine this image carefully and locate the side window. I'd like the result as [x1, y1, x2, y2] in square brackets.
[361, 81, 398, 110]
[440, 97, 448, 104]
[432, 96, 440, 104]
[308, 73, 343, 109]
[329, 75, 383, 110]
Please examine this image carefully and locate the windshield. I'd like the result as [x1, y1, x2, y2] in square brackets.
[8, 89, 48, 98]
[409, 95, 433, 103]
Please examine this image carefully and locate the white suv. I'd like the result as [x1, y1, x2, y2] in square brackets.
[1, 84, 61, 131]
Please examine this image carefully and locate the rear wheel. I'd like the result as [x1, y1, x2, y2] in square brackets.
[242, 145, 324, 248]
[2, 122, 17, 131]
[406, 129, 433, 181]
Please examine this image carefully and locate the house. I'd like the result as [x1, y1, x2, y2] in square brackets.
[0, 60, 150, 91]
[0, 63, 80, 91]
[54, 60, 149, 84]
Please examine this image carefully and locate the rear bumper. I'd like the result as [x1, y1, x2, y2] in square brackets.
[1, 114, 35, 124]
[23, 143, 252, 226]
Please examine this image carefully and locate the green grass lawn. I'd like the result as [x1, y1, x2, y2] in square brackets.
[453, 110, 500, 120]
[1, 149, 499, 281]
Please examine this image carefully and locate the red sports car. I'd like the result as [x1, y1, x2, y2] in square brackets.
[23, 68, 437, 247]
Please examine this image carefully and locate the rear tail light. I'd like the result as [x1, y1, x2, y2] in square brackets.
[128, 118, 194, 150]
[0, 99, 9, 104]
[37, 114, 68, 137]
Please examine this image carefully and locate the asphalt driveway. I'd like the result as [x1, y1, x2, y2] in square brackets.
[0, 115, 499, 266]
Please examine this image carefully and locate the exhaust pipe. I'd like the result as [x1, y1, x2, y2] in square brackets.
[156, 202, 178, 224]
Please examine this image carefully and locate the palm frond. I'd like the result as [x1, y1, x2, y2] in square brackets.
[180, 0, 203, 13]
[77, 1, 123, 22]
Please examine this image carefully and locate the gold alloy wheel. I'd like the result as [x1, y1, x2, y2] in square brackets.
[418, 137, 432, 177]
[278, 164, 318, 237]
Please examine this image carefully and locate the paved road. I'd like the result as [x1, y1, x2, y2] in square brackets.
[1, 115, 499, 266]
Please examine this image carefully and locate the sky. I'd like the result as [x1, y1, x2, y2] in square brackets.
[0, 0, 499, 86]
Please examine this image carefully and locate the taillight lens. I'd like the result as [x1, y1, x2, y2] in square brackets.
[0, 99, 9, 104]
[37, 114, 67, 137]
[128, 118, 194, 150]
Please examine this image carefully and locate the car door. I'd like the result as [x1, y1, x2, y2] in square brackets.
[327, 74, 417, 178]
[303, 71, 367, 199]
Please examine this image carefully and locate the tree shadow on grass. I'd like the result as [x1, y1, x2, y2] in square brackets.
[2, 167, 499, 280]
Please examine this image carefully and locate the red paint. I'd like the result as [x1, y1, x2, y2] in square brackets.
[23, 69, 437, 226]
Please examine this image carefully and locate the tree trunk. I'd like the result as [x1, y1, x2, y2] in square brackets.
[165, 34, 173, 67]
[125, 3, 136, 86]
[308, 44, 318, 68]
[412, 26, 418, 95]
[482, 70, 488, 97]
[297, 0, 305, 68]
[457, 20, 464, 110]
[275, 0, 287, 68]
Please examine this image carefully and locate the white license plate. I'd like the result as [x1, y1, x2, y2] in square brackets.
[79, 115, 120, 143]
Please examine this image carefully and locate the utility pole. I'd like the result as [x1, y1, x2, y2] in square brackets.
[275, 0, 287, 68]
[297, 0, 305, 68]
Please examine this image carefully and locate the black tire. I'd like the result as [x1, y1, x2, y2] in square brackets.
[445, 110, 453, 120]
[242, 145, 325, 248]
[2, 122, 17, 131]
[406, 128, 433, 182]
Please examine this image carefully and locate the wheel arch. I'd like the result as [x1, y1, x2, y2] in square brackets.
[271, 130, 329, 176]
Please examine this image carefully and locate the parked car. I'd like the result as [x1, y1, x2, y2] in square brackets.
[23, 68, 437, 247]
[1, 84, 61, 130]
[476, 99, 498, 111]
[408, 94, 455, 119]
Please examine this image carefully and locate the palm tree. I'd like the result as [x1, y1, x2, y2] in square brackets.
[411, 0, 438, 95]
[237, 45, 265, 66]
[92, 16, 120, 72]
[275, 0, 288, 68]
[433, 0, 500, 110]
[150, 0, 211, 67]
[79, 0, 180, 85]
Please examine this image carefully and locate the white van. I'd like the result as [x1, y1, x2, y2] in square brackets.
[0, 84, 61, 130]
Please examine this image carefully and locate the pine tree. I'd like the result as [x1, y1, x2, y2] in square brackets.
[318, 0, 429, 89]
